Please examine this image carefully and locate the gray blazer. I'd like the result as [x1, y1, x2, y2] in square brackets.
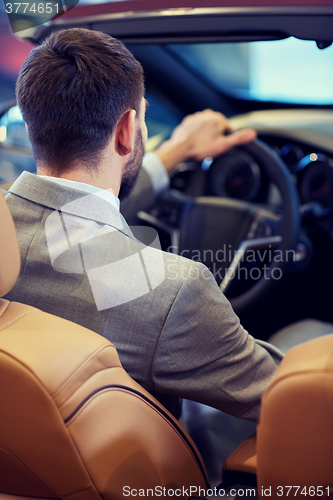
[5, 171, 282, 420]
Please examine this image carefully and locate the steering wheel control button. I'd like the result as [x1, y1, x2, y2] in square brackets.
[248, 219, 273, 240]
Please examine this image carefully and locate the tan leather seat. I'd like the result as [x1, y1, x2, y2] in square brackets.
[257, 334, 333, 498]
[222, 334, 333, 499]
[0, 192, 209, 498]
[0, 193, 20, 297]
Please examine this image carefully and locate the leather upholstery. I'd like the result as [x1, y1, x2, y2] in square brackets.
[0, 300, 209, 498]
[0, 194, 20, 297]
[222, 434, 256, 478]
[257, 334, 333, 497]
[223, 334, 333, 498]
[0, 192, 209, 497]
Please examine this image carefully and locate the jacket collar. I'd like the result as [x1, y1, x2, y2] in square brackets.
[9, 171, 134, 238]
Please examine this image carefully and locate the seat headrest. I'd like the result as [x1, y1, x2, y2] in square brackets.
[0, 193, 20, 297]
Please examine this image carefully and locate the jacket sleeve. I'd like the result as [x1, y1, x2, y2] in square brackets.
[150, 260, 283, 422]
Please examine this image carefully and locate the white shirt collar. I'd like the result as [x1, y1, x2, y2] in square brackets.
[38, 175, 120, 212]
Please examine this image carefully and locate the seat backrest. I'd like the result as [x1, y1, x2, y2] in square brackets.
[257, 334, 333, 498]
[0, 192, 209, 498]
[0, 193, 20, 297]
[222, 334, 333, 497]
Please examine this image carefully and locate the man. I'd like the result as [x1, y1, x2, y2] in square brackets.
[5, 27, 283, 420]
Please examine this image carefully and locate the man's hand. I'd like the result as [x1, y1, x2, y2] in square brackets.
[154, 109, 257, 174]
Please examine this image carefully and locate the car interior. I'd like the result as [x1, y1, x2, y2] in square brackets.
[0, 0, 333, 496]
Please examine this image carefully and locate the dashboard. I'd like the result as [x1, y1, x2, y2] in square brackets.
[168, 109, 333, 239]
[264, 134, 333, 214]
[206, 136, 333, 214]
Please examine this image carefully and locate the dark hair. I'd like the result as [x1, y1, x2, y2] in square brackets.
[16, 28, 144, 173]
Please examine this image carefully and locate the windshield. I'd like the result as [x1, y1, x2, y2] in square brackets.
[167, 38, 333, 105]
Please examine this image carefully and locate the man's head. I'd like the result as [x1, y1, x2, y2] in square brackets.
[16, 28, 145, 178]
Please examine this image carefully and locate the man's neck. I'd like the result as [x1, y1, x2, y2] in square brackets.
[37, 154, 121, 196]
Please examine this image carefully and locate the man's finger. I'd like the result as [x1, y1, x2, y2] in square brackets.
[224, 128, 257, 149]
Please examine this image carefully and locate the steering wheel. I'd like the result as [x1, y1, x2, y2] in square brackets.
[177, 139, 300, 312]
[139, 139, 300, 313]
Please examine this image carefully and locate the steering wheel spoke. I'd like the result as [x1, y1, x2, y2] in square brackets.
[220, 235, 282, 293]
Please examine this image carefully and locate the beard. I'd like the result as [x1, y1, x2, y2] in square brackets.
[118, 129, 145, 201]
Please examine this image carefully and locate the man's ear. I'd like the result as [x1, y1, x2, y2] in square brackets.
[115, 109, 136, 156]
